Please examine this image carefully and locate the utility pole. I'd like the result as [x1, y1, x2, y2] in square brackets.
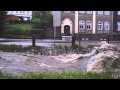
[54, 26, 56, 46]
[53, 11, 61, 46]
[75, 11, 79, 46]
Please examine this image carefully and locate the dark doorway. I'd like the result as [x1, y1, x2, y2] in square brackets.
[64, 25, 70, 36]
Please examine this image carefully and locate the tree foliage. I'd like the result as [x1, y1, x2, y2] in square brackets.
[0, 11, 7, 32]
[32, 11, 53, 28]
[0, 11, 7, 24]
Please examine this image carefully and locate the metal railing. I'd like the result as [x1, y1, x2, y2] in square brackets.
[77, 34, 120, 47]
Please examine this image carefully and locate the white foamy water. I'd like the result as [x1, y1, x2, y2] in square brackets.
[0, 67, 4, 69]
[51, 49, 97, 63]
[86, 41, 120, 72]
[38, 63, 52, 68]
[52, 41, 120, 73]
[51, 54, 80, 63]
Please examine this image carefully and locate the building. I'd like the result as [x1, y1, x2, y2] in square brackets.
[113, 11, 120, 34]
[5, 11, 32, 23]
[53, 11, 120, 37]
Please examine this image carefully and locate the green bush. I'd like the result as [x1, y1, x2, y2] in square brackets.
[71, 44, 79, 49]
[0, 45, 43, 52]
[32, 18, 41, 25]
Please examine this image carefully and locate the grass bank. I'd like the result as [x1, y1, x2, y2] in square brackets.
[0, 71, 113, 79]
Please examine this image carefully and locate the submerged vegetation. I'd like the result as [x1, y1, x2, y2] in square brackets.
[0, 44, 94, 55]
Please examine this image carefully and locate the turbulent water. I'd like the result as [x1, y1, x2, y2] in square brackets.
[0, 41, 120, 77]
[86, 41, 120, 74]
[0, 52, 88, 76]
[52, 41, 120, 74]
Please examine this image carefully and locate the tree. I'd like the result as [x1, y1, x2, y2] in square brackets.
[32, 11, 53, 28]
[0, 11, 7, 36]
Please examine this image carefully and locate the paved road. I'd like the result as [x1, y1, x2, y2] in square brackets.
[0, 38, 72, 47]
[0, 38, 71, 43]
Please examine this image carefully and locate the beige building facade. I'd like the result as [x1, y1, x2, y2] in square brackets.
[57, 11, 114, 36]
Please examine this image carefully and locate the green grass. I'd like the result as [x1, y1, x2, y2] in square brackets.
[5, 24, 33, 32]
[0, 71, 113, 79]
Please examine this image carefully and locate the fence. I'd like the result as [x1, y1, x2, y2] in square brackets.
[1, 29, 120, 47]
[76, 34, 120, 47]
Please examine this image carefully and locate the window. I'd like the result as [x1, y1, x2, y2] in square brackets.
[104, 11, 110, 15]
[117, 22, 120, 31]
[20, 11, 22, 13]
[104, 21, 110, 30]
[16, 11, 18, 13]
[118, 11, 120, 15]
[86, 11, 92, 14]
[79, 20, 85, 30]
[98, 11, 103, 15]
[23, 11, 25, 13]
[86, 21, 92, 30]
[27, 11, 29, 14]
[64, 11, 70, 13]
[79, 11, 85, 14]
[97, 21, 103, 30]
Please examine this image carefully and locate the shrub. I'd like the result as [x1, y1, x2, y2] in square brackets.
[4, 24, 33, 38]
[0, 44, 23, 52]
[5, 24, 33, 33]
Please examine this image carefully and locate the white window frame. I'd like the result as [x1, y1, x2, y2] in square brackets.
[97, 21, 103, 30]
[86, 20, 92, 30]
[27, 11, 29, 14]
[64, 11, 70, 13]
[118, 11, 120, 15]
[104, 21, 110, 30]
[86, 11, 92, 14]
[79, 20, 85, 30]
[79, 11, 85, 14]
[98, 11, 103, 15]
[104, 11, 110, 15]
[117, 22, 120, 31]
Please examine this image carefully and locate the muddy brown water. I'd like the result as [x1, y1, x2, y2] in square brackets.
[0, 52, 89, 76]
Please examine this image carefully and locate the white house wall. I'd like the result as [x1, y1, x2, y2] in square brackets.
[7, 11, 32, 20]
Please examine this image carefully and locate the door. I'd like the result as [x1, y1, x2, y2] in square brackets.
[64, 25, 70, 36]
